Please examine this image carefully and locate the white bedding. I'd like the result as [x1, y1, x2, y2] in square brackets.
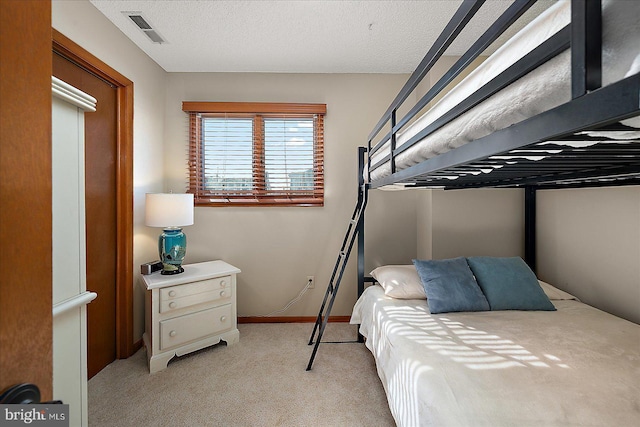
[351, 285, 640, 427]
[369, 0, 640, 182]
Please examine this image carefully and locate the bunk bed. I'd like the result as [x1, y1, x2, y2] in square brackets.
[364, 0, 639, 194]
[320, 0, 640, 425]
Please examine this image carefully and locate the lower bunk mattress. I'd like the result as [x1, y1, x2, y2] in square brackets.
[351, 284, 640, 427]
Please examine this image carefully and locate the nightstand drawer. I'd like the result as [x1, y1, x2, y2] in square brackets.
[160, 304, 232, 350]
[160, 276, 230, 300]
[159, 287, 232, 313]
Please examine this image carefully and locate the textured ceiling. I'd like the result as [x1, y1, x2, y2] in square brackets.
[89, 0, 556, 73]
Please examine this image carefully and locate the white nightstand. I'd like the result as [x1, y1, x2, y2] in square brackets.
[141, 260, 241, 373]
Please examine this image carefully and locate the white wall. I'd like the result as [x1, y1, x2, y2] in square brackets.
[164, 73, 417, 317]
[537, 187, 640, 324]
[52, 0, 166, 338]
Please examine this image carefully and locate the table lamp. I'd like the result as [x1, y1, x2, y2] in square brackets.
[145, 193, 194, 275]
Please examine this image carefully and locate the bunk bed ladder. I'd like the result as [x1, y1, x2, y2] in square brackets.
[306, 180, 368, 371]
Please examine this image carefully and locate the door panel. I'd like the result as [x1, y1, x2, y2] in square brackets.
[53, 53, 118, 379]
[0, 0, 53, 399]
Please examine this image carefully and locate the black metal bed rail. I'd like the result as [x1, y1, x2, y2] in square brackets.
[368, 0, 538, 165]
[395, 0, 539, 140]
[369, 71, 640, 189]
[368, 0, 486, 146]
[366, 0, 626, 188]
[369, 25, 571, 173]
[369, 0, 538, 156]
[367, 0, 486, 174]
[411, 163, 640, 190]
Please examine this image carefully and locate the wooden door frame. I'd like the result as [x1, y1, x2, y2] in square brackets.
[52, 29, 135, 358]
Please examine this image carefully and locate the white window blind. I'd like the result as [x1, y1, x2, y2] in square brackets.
[201, 117, 254, 193]
[184, 102, 325, 206]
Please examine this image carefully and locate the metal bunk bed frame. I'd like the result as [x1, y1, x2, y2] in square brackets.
[364, 0, 639, 273]
[307, 0, 639, 370]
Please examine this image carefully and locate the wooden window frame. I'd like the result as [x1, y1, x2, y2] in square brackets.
[183, 102, 326, 207]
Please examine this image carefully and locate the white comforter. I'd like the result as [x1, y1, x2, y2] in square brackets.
[351, 285, 640, 427]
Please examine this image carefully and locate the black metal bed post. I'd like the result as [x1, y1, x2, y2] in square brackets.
[571, 0, 602, 99]
[357, 147, 367, 343]
[390, 111, 397, 174]
[357, 147, 366, 297]
[524, 186, 537, 274]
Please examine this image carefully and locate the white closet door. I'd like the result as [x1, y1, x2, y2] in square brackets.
[51, 77, 97, 427]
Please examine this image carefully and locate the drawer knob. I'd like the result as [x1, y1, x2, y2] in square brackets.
[169, 302, 177, 309]
[169, 330, 177, 337]
[220, 316, 227, 322]
[220, 280, 227, 287]
[168, 290, 176, 297]
[220, 290, 226, 297]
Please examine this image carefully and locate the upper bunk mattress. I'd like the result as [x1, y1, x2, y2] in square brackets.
[369, 0, 640, 183]
[351, 284, 640, 427]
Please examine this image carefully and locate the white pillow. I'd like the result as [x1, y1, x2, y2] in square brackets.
[370, 265, 426, 299]
[538, 280, 578, 301]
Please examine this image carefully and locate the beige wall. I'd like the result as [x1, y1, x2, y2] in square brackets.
[537, 187, 640, 324]
[52, 1, 639, 341]
[416, 189, 433, 260]
[164, 72, 416, 317]
[414, 186, 640, 324]
[52, 0, 417, 332]
[431, 189, 525, 259]
[416, 188, 524, 260]
[365, 189, 420, 273]
[52, 0, 167, 338]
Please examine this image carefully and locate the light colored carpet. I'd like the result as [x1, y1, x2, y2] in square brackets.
[88, 323, 395, 427]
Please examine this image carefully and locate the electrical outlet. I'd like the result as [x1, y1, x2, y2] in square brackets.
[307, 276, 315, 288]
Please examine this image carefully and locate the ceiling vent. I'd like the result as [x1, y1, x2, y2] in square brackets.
[123, 12, 166, 44]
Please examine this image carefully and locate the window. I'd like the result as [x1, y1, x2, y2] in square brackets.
[183, 102, 326, 207]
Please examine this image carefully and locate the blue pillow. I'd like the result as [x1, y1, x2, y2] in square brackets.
[412, 258, 490, 314]
[466, 257, 556, 311]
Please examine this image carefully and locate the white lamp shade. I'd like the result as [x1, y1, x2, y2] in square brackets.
[145, 193, 194, 227]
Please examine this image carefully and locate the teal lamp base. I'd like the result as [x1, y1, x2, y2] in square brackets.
[159, 227, 187, 275]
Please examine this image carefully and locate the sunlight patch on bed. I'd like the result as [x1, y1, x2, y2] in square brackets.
[451, 355, 507, 364]
[438, 350, 488, 357]
[528, 361, 551, 368]
[375, 306, 572, 371]
[509, 355, 539, 361]
[462, 339, 515, 345]
[493, 349, 531, 355]
[477, 344, 522, 349]
[544, 354, 570, 368]
[387, 358, 433, 427]
[466, 360, 525, 370]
